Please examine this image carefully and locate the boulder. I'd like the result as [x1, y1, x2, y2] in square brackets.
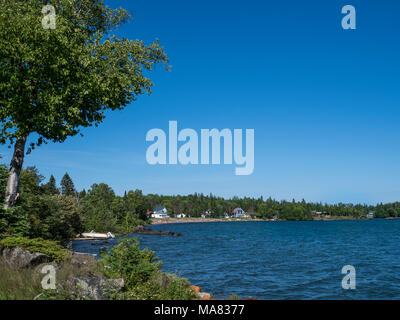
[68, 276, 124, 300]
[68, 252, 96, 267]
[2, 247, 52, 269]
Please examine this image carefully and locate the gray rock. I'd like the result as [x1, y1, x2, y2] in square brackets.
[68, 252, 96, 267]
[2, 247, 52, 269]
[69, 276, 124, 300]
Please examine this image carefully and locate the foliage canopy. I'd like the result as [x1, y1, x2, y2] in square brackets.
[0, 0, 169, 151]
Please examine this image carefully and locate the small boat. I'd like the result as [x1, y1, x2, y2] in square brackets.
[78, 231, 115, 240]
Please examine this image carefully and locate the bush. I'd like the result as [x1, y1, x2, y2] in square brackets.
[124, 272, 196, 300]
[158, 273, 197, 300]
[101, 238, 162, 287]
[100, 237, 196, 300]
[0, 236, 70, 262]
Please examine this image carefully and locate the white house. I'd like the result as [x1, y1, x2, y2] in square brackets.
[176, 213, 186, 218]
[152, 206, 169, 219]
[232, 208, 247, 218]
[201, 210, 212, 218]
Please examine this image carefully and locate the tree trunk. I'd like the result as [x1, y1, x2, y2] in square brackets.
[3, 137, 26, 209]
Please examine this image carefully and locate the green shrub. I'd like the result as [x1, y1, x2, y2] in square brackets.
[158, 273, 197, 300]
[124, 273, 196, 300]
[100, 237, 162, 288]
[124, 279, 161, 300]
[0, 236, 70, 262]
[100, 237, 197, 300]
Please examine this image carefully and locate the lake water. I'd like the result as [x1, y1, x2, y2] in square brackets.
[72, 220, 400, 299]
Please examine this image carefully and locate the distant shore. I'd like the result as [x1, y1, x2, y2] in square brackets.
[150, 217, 262, 225]
[150, 216, 381, 225]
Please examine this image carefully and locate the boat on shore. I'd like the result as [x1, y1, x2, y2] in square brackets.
[75, 231, 115, 240]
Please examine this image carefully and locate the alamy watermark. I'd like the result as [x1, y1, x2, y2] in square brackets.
[146, 121, 254, 175]
[341, 265, 356, 290]
[42, 5, 56, 30]
[40, 4, 355, 31]
[40, 265, 56, 290]
[341, 5, 356, 30]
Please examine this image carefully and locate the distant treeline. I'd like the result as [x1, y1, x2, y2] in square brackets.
[152, 194, 398, 220]
[1, 164, 399, 243]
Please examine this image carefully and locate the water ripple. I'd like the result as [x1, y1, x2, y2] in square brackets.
[72, 220, 400, 299]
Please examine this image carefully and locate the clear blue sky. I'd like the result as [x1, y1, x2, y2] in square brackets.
[1, 0, 400, 204]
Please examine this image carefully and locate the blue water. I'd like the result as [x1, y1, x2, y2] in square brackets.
[72, 220, 400, 299]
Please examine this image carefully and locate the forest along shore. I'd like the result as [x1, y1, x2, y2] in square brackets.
[150, 218, 261, 225]
[149, 216, 375, 226]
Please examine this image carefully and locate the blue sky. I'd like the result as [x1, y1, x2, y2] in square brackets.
[1, 0, 400, 204]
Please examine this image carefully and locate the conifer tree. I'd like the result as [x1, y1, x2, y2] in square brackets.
[61, 173, 76, 196]
[44, 175, 59, 195]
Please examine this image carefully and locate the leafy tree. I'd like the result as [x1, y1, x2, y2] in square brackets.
[0, 0, 169, 208]
[0, 207, 31, 237]
[79, 183, 118, 232]
[61, 173, 76, 196]
[19, 167, 45, 196]
[124, 190, 148, 221]
[21, 194, 80, 241]
[52, 194, 81, 239]
[2, 166, 81, 241]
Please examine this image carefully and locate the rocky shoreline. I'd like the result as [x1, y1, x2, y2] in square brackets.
[0, 246, 124, 300]
[0, 245, 213, 300]
[133, 226, 183, 237]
